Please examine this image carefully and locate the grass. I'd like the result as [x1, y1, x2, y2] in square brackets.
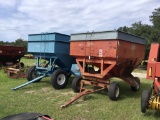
[0, 58, 159, 119]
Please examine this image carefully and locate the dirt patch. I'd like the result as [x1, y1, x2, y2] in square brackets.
[41, 87, 50, 92]
[132, 72, 146, 78]
[60, 91, 76, 95]
[25, 90, 35, 94]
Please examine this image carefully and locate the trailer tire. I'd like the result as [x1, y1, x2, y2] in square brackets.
[131, 77, 140, 91]
[20, 62, 24, 68]
[108, 82, 120, 101]
[51, 69, 69, 89]
[141, 90, 149, 113]
[72, 77, 82, 93]
[26, 66, 41, 82]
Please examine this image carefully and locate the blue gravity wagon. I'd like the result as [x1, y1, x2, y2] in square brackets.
[12, 32, 80, 90]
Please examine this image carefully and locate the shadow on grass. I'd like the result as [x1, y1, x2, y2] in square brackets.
[117, 80, 152, 100]
[143, 110, 160, 118]
[66, 77, 153, 101]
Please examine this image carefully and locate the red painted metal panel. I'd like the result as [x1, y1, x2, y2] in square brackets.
[70, 39, 145, 80]
[148, 43, 159, 62]
[70, 40, 117, 58]
[155, 63, 160, 77]
[117, 40, 145, 67]
[154, 78, 160, 93]
[146, 62, 156, 80]
[147, 43, 160, 80]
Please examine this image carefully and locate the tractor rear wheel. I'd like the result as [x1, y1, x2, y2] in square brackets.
[72, 77, 82, 93]
[108, 82, 120, 101]
[51, 69, 69, 89]
[141, 90, 150, 113]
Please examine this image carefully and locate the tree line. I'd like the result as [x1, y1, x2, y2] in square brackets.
[118, 7, 160, 59]
[0, 38, 27, 52]
[0, 7, 159, 59]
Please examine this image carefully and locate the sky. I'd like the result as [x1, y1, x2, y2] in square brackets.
[0, 0, 159, 42]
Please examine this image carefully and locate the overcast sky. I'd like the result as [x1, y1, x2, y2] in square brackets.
[0, 0, 159, 42]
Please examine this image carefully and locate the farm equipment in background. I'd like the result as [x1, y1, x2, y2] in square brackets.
[61, 30, 146, 108]
[0, 45, 26, 78]
[0, 45, 25, 67]
[141, 43, 160, 113]
[12, 32, 81, 90]
[6, 62, 28, 78]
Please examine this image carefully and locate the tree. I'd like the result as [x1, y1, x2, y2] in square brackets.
[118, 7, 160, 60]
[150, 7, 160, 29]
[14, 38, 28, 52]
[0, 38, 27, 52]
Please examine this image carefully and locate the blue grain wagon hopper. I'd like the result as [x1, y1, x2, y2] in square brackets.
[12, 32, 81, 90]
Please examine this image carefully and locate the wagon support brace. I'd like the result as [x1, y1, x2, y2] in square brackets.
[61, 79, 109, 108]
[76, 58, 116, 78]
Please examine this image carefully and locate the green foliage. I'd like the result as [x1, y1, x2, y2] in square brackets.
[150, 8, 160, 30]
[0, 38, 27, 52]
[118, 7, 160, 60]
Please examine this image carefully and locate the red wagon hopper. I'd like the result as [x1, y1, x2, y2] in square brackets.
[61, 30, 146, 108]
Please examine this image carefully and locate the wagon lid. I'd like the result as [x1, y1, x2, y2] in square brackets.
[28, 32, 70, 43]
[70, 30, 146, 45]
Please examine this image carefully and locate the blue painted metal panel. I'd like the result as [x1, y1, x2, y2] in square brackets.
[55, 33, 70, 42]
[71, 64, 81, 77]
[54, 42, 70, 54]
[28, 32, 70, 42]
[28, 41, 55, 53]
[28, 32, 70, 55]
[27, 32, 74, 70]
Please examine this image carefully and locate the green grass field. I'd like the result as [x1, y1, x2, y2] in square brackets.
[0, 58, 159, 120]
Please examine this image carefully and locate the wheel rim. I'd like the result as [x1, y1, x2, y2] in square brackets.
[115, 86, 119, 98]
[135, 82, 140, 90]
[57, 74, 66, 85]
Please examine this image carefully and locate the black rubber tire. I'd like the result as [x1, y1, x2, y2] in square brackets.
[108, 82, 120, 101]
[141, 90, 150, 113]
[26, 66, 41, 82]
[149, 85, 153, 97]
[51, 69, 69, 89]
[131, 77, 140, 91]
[68, 72, 72, 78]
[72, 77, 82, 93]
[20, 62, 24, 68]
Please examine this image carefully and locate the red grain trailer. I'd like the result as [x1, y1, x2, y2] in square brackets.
[141, 43, 160, 113]
[0, 45, 25, 66]
[62, 31, 146, 108]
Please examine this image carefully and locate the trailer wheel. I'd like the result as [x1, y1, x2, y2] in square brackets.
[20, 62, 24, 68]
[131, 77, 140, 91]
[51, 69, 69, 89]
[26, 66, 41, 82]
[108, 82, 120, 101]
[72, 77, 82, 93]
[141, 90, 150, 113]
